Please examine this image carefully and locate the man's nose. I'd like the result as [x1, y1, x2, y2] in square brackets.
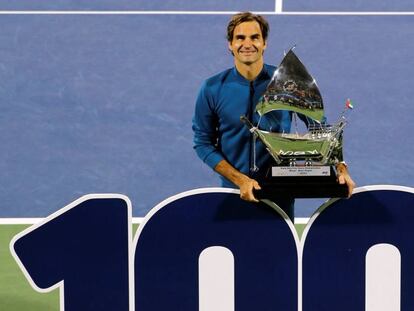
[243, 38, 253, 47]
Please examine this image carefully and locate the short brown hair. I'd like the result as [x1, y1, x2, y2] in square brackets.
[226, 12, 269, 42]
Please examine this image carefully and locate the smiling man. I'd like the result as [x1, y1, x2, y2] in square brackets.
[192, 12, 354, 219]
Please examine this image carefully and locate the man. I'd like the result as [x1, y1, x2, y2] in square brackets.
[192, 12, 355, 217]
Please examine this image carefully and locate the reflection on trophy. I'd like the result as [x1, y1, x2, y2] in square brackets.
[241, 49, 351, 198]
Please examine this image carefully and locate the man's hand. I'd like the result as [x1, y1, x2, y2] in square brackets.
[238, 176, 261, 202]
[336, 162, 356, 198]
[214, 159, 261, 202]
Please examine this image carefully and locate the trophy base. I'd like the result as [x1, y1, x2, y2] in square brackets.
[254, 166, 348, 199]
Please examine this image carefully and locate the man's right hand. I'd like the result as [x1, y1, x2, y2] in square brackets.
[214, 160, 262, 203]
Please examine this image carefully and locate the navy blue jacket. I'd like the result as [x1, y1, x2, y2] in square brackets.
[192, 64, 294, 187]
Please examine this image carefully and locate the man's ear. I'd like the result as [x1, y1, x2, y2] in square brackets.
[228, 41, 235, 56]
[262, 40, 267, 55]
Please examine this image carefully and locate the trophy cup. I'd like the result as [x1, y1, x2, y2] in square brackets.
[241, 49, 350, 198]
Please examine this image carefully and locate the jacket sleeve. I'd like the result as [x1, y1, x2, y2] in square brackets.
[192, 82, 225, 170]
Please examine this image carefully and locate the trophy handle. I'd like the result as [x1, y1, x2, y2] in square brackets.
[240, 115, 254, 129]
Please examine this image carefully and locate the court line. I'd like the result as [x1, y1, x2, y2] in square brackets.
[0, 217, 310, 224]
[0, 218, 43, 225]
[275, 11, 414, 15]
[0, 217, 145, 225]
[295, 218, 309, 224]
[275, 0, 283, 13]
[0, 11, 413, 15]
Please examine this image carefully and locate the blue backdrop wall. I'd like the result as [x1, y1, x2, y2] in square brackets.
[0, 2, 413, 217]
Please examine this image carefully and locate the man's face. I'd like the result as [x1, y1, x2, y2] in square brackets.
[228, 21, 267, 66]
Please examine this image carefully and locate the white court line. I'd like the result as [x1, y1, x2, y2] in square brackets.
[295, 217, 309, 225]
[0, 10, 413, 15]
[275, 0, 283, 13]
[0, 217, 144, 225]
[0, 217, 309, 225]
[0, 218, 43, 225]
[278, 11, 414, 15]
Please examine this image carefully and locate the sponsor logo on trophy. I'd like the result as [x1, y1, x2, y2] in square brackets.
[241, 49, 352, 198]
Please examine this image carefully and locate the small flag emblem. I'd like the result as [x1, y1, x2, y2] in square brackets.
[345, 98, 354, 109]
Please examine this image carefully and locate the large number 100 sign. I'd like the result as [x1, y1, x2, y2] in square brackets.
[10, 186, 414, 311]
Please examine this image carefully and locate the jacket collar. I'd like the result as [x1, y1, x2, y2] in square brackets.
[231, 64, 273, 86]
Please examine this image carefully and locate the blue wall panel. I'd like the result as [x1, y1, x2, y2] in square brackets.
[0, 0, 273, 11]
[0, 14, 413, 217]
[285, 0, 414, 12]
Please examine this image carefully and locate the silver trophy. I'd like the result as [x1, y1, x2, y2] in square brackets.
[242, 49, 351, 198]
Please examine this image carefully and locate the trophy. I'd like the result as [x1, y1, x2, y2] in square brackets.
[241, 49, 351, 198]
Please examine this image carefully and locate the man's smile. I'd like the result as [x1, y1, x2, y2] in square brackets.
[238, 48, 258, 55]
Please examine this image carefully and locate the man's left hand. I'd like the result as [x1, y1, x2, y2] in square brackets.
[336, 162, 356, 198]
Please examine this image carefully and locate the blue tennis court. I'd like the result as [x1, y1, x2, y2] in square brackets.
[0, 2, 413, 217]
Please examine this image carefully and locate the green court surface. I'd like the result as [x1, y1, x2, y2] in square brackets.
[0, 225, 59, 310]
[0, 223, 306, 310]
